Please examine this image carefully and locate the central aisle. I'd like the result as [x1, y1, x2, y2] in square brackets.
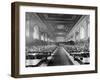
[48, 46, 73, 66]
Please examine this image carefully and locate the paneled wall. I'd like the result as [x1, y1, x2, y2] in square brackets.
[25, 13, 55, 47]
[26, 13, 48, 47]
[66, 15, 90, 42]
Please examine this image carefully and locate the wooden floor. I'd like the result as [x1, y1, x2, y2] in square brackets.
[48, 46, 73, 66]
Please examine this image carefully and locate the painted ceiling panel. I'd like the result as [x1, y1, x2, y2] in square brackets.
[37, 13, 82, 38]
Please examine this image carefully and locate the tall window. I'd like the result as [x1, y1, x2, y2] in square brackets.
[45, 33, 48, 41]
[41, 35, 44, 41]
[33, 25, 39, 39]
[88, 22, 90, 38]
[26, 21, 30, 38]
[80, 27, 85, 39]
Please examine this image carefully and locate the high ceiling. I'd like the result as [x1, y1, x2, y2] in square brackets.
[37, 13, 82, 40]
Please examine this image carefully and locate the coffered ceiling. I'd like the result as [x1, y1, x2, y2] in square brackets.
[37, 13, 82, 39]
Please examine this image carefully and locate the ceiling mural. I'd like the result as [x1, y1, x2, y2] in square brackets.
[37, 13, 82, 39]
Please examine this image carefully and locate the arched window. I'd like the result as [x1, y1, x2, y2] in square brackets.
[33, 25, 39, 39]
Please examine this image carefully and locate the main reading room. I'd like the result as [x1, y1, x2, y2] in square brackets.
[25, 12, 90, 67]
